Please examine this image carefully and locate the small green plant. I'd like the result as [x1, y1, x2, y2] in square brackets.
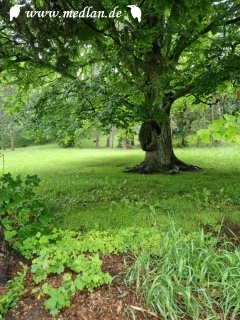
[14, 228, 127, 315]
[0, 263, 27, 318]
[186, 188, 212, 208]
[13, 226, 164, 315]
[40, 265, 112, 316]
[0, 173, 52, 244]
[41, 274, 74, 316]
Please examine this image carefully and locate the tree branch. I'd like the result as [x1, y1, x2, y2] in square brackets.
[225, 15, 240, 25]
[171, 4, 240, 63]
[192, 94, 212, 105]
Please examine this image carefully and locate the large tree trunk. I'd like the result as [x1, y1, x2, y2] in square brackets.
[126, 120, 201, 174]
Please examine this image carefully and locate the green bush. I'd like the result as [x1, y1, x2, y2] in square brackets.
[0, 173, 52, 245]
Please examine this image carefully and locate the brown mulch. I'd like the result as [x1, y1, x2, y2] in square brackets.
[2, 219, 240, 320]
[4, 253, 160, 320]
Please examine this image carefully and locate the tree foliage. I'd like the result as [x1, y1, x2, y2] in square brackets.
[0, 0, 240, 143]
[197, 113, 240, 144]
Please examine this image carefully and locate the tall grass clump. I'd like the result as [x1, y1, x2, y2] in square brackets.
[124, 223, 240, 320]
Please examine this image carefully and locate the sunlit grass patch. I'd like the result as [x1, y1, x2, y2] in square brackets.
[1, 143, 240, 232]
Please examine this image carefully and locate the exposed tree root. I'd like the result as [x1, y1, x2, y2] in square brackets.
[124, 158, 202, 174]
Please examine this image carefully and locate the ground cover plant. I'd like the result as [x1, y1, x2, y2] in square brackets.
[1, 144, 240, 319]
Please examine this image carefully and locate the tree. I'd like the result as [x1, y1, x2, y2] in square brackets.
[0, 86, 17, 151]
[0, 0, 240, 173]
[0, 108, 5, 151]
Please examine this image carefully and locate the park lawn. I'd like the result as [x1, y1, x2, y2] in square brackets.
[1, 143, 240, 232]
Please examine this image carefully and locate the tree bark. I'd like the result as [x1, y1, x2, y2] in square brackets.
[111, 127, 117, 148]
[0, 222, 10, 285]
[126, 120, 201, 174]
[106, 136, 110, 148]
[211, 104, 215, 146]
[95, 131, 99, 149]
[122, 137, 127, 150]
[10, 117, 14, 151]
[0, 109, 5, 151]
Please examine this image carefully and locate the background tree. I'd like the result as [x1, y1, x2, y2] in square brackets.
[0, 109, 5, 151]
[0, 85, 18, 151]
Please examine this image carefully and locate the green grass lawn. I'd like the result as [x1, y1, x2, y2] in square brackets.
[1, 143, 240, 232]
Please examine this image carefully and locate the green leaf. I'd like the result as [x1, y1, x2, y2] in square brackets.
[225, 128, 237, 142]
[56, 265, 64, 274]
[197, 129, 210, 143]
[42, 283, 51, 294]
[235, 135, 240, 145]
[65, 300, 71, 307]
[36, 0, 44, 5]
[212, 132, 222, 141]
[74, 276, 86, 290]
[50, 307, 59, 316]
[224, 114, 236, 122]
[208, 123, 220, 131]
[63, 273, 72, 282]
[44, 296, 57, 310]
[57, 295, 65, 306]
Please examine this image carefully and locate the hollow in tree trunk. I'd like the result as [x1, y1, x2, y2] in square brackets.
[126, 120, 201, 174]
